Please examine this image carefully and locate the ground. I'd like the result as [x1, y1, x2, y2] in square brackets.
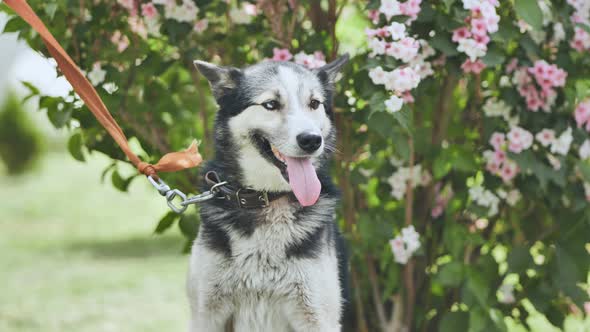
[0, 147, 189, 331]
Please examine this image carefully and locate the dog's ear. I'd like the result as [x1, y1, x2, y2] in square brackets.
[193, 60, 242, 99]
[315, 53, 350, 85]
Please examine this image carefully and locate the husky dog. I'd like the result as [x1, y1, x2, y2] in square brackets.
[187, 54, 349, 332]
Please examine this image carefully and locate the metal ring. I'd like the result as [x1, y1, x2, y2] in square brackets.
[166, 189, 188, 214]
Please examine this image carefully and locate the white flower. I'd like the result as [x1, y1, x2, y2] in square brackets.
[389, 225, 421, 264]
[550, 127, 573, 156]
[498, 284, 516, 304]
[469, 185, 500, 217]
[401, 225, 420, 252]
[580, 140, 590, 159]
[229, 7, 252, 24]
[88, 63, 106, 86]
[535, 129, 556, 147]
[385, 95, 404, 113]
[165, 0, 199, 23]
[546, 153, 561, 170]
[457, 38, 487, 60]
[384, 67, 420, 93]
[368, 38, 387, 57]
[387, 22, 406, 40]
[462, 0, 479, 10]
[483, 98, 511, 120]
[379, 0, 401, 20]
[390, 237, 410, 264]
[102, 82, 118, 94]
[553, 23, 566, 44]
[506, 189, 521, 206]
[369, 66, 388, 85]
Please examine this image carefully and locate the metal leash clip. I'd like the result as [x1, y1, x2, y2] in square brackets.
[147, 176, 227, 214]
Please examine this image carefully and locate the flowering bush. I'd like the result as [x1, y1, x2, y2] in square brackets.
[2, 0, 590, 331]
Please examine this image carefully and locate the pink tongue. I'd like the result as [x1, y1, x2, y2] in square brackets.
[285, 156, 321, 206]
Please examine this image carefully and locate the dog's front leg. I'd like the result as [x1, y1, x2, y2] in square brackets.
[188, 295, 232, 332]
[284, 260, 342, 332]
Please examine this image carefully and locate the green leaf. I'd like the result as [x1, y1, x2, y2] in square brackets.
[507, 245, 532, 274]
[576, 23, 590, 35]
[111, 170, 134, 192]
[392, 106, 413, 133]
[514, 0, 543, 30]
[155, 212, 180, 234]
[46, 105, 72, 128]
[368, 111, 395, 138]
[430, 33, 459, 56]
[577, 161, 590, 182]
[67, 132, 85, 162]
[552, 246, 588, 309]
[179, 214, 199, 239]
[44, 3, 58, 20]
[482, 47, 505, 67]
[440, 311, 469, 332]
[436, 261, 465, 287]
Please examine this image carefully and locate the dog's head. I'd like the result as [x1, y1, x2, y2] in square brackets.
[194, 55, 348, 206]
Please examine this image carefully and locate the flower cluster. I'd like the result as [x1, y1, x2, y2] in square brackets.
[483, 129, 526, 183]
[482, 97, 513, 123]
[567, 0, 590, 52]
[452, 0, 500, 61]
[512, 60, 567, 112]
[431, 183, 454, 218]
[368, 0, 435, 113]
[294, 51, 326, 69]
[378, 0, 423, 21]
[387, 164, 431, 200]
[574, 99, 590, 131]
[270, 48, 327, 69]
[229, 2, 258, 25]
[389, 225, 420, 264]
[540, 128, 573, 158]
[468, 184, 500, 216]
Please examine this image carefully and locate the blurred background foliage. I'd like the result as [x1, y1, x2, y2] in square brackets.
[1, 0, 589, 331]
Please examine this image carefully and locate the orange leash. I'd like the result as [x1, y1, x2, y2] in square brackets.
[3, 0, 203, 180]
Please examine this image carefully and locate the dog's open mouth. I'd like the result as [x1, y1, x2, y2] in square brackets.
[252, 133, 321, 206]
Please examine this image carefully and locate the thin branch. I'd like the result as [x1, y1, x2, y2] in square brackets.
[367, 255, 388, 331]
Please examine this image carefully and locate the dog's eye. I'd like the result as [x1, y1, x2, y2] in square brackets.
[261, 100, 280, 111]
[309, 99, 321, 110]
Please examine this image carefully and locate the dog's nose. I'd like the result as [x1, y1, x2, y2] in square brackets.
[296, 133, 323, 153]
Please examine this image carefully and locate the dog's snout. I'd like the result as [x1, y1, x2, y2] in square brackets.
[296, 133, 322, 153]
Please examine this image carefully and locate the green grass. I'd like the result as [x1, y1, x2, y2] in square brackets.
[0, 149, 189, 332]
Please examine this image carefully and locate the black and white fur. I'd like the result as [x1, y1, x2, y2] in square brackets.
[187, 55, 349, 332]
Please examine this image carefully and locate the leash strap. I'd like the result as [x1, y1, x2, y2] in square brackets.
[3, 0, 202, 180]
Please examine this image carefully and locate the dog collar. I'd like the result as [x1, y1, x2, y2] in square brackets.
[204, 171, 292, 209]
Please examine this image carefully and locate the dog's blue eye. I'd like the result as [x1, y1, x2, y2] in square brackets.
[261, 100, 280, 111]
[309, 99, 321, 110]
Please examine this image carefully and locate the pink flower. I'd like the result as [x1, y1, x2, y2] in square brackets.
[272, 48, 293, 62]
[243, 3, 258, 16]
[110, 30, 130, 53]
[367, 9, 380, 24]
[400, 0, 422, 19]
[575, 100, 590, 129]
[500, 160, 519, 183]
[388, 37, 420, 62]
[535, 129, 556, 147]
[402, 91, 415, 103]
[452, 27, 471, 42]
[141, 2, 158, 19]
[507, 126, 533, 153]
[471, 18, 488, 37]
[489, 132, 505, 151]
[193, 19, 208, 33]
[506, 58, 518, 73]
[461, 59, 486, 74]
